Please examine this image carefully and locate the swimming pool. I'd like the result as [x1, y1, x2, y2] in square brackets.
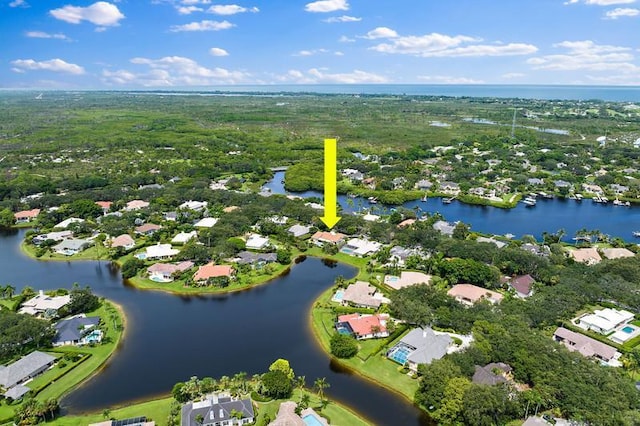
[135, 253, 147, 260]
[331, 290, 344, 302]
[302, 414, 325, 426]
[387, 345, 412, 365]
[385, 276, 399, 283]
[335, 323, 352, 336]
[622, 325, 636, 334]
[340, 247, 354, 255]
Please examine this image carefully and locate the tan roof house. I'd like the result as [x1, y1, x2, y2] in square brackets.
[568, 247, 602, 265]
[553, 327, 621, 366]
[384, 271, 432, 290]
[447, 284, 503, 306]
[147, 261, 194, 282]
[311, 231, 347, 246]
[95, 201, 112, 214]
[193, 263, 234, 283]
[135, 223, 162, 235]
[110, 234, 135, 250]
[601, 248, 635, 260]
[14, 209, 41, 223]
[342, 281, 383, 308]
[125, 199, 149, 211]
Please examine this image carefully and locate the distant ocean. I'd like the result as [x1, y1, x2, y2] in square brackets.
[165, 84, 640, 102]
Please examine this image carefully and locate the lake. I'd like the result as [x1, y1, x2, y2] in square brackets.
[263, 172, 640, 242]
[0, 229, 431, 426]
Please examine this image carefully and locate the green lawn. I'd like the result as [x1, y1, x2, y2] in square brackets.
[20, 242, 109, 262]
[49, 397, 173, 426]
[310, 286, 419, 401]
[0, 300, 125, 423]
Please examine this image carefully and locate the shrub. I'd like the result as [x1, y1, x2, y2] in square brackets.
[330, 333, 358, 358]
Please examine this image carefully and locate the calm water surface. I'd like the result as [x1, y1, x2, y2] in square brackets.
[0, 229, 431, 426]
[264, 172, 640, 241]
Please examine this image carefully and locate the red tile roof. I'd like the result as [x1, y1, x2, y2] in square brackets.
[135, 223, 162, 233]
[338, 313, 388, 337]
[311, 231, 346, 244]
[14, 209, 41, 219]
[95, 201, 112, 210]
[510, 274, 534, 295]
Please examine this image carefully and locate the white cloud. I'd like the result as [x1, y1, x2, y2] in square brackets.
[294, 48, 329, 56]
[11, 58, 85, 74]
[305, 0, 348, 13]
[25, 31, 70, 40]
[207, 4, 259, 15]
[323, 15, 361, 23]
[585, 74, 640, 84]
[365, 29, 536, 57]
[9, 0, 28, 7]
[339, 35, 355, 43]
[109, 55, 249, 86]
[565, 0, 636, 5]
[177, 5, 203, 14]
[502, 72, 526, 79]
[275, 68, 386, 83]
[50, 2, 125, 27]
[417, 75, 484, 84]
[604, 7, 640, 17]
[362, 27, 398, 39]
[169, 20, 234, 32]
[209, 47, 229, 56]
[527, 40, 638, 72]
[180, 0, 211, 4]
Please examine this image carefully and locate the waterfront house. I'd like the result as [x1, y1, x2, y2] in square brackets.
[0, 351, 56, 397]
[193, 263, 235, 283]
[476, 236, 507, 249]
[508, 274, 535, 299]
[472, 363, 513, 386]
[415, 179, 433, 190]
[270, 401, 328, 426]
[387, 328, 452, 372]
[520, 243, 550, 257]
[576, 308, 634, 335]
[245, 234, 270, 250]
[53, 315, 101, 346]
[601, 248, 635, 260]
[447, 284, 503, 306]
[341, 238, 382, 257]
[181, 393, 254, 426]
[14, 208, 41, 223]
[53, 238, 92, 256]
[54, 217, 84, 229]
[568, 247, 602, 265]
[147, 261, 194, 282]
[527, 178, 544, 186]
[124, 199, 149, 211]
[179, 200, 208, 211]
[440, 181, 460, 194]
[384, 271, 431, 290]
[554, 180, 572, 189]
[172, 231, 198, 245]
[135, 223, 162, 236]
[19, 290, 71, 316]
[553, 327, 621, 366]
[311, 231, 347, 247]
[433, 220, 455, 237]
[610, 184, 629, 195]
[194, 217, 219, 228]
[288, 224, 311, 238]
[33, 230, 73, 245]
[342, 281, 384, 309]
[90, 418, 155, 426]
[336, 313, 389, 340]
[110, 234, 135, 250]
[362, 213, 381, 222]
[235, 251, 277, 266]
[144, 243, 179, 260]
[582, 184, 603, 195]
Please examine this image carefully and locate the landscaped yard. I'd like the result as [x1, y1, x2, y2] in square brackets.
[49, 397, 173, 426]
[21, 242, 109, 262]
[311, 286, 419, 401]
[0, 300, 124, 423]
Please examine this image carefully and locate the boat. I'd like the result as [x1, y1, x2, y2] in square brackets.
[613, 198, 622, 206]
[601, 197, 609, 204]
[625, 201, 631, 207]
[421, 194, 428, 202]
[575, 194, 583, 201]
[442, 197, 454, 204]
[367, 196, 378, 204]
[522, 196, 537, 207]
[633, 231, 640, 238]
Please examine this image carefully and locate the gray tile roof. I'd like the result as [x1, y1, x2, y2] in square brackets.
[53, 238, 92, 252]
[53, 316, 100, 345]
[0, 351, 56, 388]
[236, 251, 277, 265]
[182, 397, 254, 426]
[400, 328, 451, 365]
[3, 384, 30, 400]
[472, 363, 512, 386]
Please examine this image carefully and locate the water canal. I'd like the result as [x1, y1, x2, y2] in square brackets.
[263, 172, 640, 241]
[0, 229, 431, 426]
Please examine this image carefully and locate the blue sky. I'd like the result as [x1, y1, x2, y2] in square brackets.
[2, 0, 639, 88]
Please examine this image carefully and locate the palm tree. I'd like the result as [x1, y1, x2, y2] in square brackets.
[5, 284, 15, 299]
[295, 375, 306, 391]
[300, 393, 311, 409]
[103, 408, 111, 419]
[314, 377, 329, 400]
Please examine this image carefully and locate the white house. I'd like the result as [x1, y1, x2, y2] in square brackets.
[577, 308, 635, 335]
[194, 217, 219, 228]
[288, 224, 311, 238]
[171, 231, 197, 245]
[341, 238, 382, 257]
[179, 200, 208, 211]
[246, 234, 270, 250]
[143, 244, 179, 260]
[54, 217, 84, 229]
[19, 291, 71, 316]
[53, 238, 92, 256]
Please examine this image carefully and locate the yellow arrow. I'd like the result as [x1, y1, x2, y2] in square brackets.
[320, 138, 341, 229]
